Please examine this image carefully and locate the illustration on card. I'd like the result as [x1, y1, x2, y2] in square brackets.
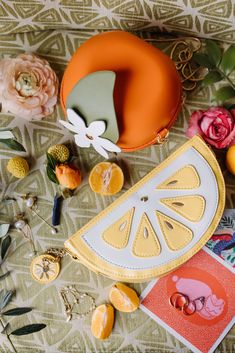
[140, 250, 234, 353]
[167, 267, 227, 325]
[206, 209, 235, 268]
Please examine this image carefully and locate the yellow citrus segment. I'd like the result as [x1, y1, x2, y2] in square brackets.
[160, 195, 205, 222]
[109, 283, 139, 312]
[157, 165, 200, 189]
[102, 208, 134, 249]
[226, 145, 235, 175]
[156, 211, 193, 251]
[91, 304, 114, 340]
[132, 213, 161, 257]
[89, 162, 124, 195]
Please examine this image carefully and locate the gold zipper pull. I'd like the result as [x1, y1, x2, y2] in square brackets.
[156, 128, 169, 145]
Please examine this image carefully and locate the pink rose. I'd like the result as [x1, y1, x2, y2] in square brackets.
[0, 53, 58, 120]
[186, 106, 235, 149]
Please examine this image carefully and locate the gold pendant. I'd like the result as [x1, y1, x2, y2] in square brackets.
[30, 254, 60, 284]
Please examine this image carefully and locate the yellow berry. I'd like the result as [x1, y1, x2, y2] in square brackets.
[7, 157, 29, 179]
[48, 144, 70, 163]
[91, 304, 114, 340]
[226, 145, 235, 175]
[109, 283, 139, 313]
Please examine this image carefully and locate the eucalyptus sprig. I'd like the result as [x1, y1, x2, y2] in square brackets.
[0, 290, 46, 353]
[193, 40, 235, 105]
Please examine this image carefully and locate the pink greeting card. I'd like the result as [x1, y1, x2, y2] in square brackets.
[140, 250, 235, 353]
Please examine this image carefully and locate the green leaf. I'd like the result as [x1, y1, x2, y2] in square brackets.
[0, 224, 10, 238]
[1, 235, 11, 260]
[205, 40, 222, 66]
[220, 45, 235, 75]
[46, 153, 57, 169]
[0, 130, 14, 139]
[213, 86, 235, 104]
[46, 165, 58, 184]
[0, 271, 11, 281]
[3, 307, 32, 316]
[202, 71, 223, 87]
[0, 290, 14, 310]
[10, 323, 46, 336]
[193, 53, 214, 69]
[0, 139, 25, 151]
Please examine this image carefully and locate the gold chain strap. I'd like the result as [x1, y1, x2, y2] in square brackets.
[60, 285, 96, 321]
[44, 248, 68, 263]
[144, 36, 204, 92]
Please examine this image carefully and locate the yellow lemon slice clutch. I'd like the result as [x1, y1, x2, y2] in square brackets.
[65, 136, 225, 282]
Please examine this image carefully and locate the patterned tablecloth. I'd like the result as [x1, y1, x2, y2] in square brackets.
[0, 26, 235, 353]
[1, 0, 234, 43]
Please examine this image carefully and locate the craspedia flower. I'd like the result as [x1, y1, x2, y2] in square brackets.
[7, 157, 29, 178]
[47, 144, 70, 163]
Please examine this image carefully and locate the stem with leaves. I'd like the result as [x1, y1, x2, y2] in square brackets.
[0, 317, 17, 353]
[193, 40, 235, 105]
[0, 290, 46, 353]
[0, 217, 46, 352]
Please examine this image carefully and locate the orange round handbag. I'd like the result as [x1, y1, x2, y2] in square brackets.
[61, 31, 182, 152]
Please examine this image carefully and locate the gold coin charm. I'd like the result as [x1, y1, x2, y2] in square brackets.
[30, 254, 60, 284]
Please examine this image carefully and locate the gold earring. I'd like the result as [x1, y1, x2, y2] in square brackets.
[14, 213, 37, 257]
[21, 194, 57, 234]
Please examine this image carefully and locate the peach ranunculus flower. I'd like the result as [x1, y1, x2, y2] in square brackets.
[0, 53, 58, 120]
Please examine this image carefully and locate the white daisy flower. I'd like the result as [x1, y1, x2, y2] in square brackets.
[59, 109, 121, 159]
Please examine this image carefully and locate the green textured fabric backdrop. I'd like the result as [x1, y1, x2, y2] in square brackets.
[0, 1, 234, 352]
[0, 0, 234, 42]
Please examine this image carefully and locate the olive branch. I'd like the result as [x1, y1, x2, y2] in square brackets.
[0, 206, 46, 352]
[0, 290, 46, 353]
